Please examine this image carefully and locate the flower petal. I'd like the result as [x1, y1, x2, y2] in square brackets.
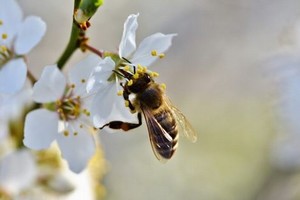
[68, 54, 101, 85]
[56, 129, 96, 173]
[277, 72, 300, 136]
[118, 13, 139, 59]
[0, 58, 27, 94]
[23, 109, 58, 150]
[32, 65, 66, 103]
[271, 136, 300, 170]
[69, 54, 101, 95]
[91, 84, 115, 127]
[14, 16, 46, 55]
[86, 57, 115, 94]
[0, 150, 37, 194]
[0, 0, 23, 45]
[91, 83, 137, 128]
[131, 33, 177, 66]
[0, 0, 23, 24]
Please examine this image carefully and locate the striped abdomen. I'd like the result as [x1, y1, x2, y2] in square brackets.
[153, 108, 179, 159]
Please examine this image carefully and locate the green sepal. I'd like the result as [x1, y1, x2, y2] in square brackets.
[103, 52, 128, 82]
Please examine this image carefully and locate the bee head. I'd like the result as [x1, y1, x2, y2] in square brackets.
[115, 65, 159, 93]
[126, 71, 153, 93]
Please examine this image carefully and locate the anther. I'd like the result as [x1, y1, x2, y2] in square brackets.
[0, 45, 7, 52]
[81, 79, 86, 83]
[56, 100, 62, 106]
[127, 80, 133, 86]
[70, 84, 76, 88]
[158, 53, 165, 59]
[86, 21, 91, 28]
[125, 100, 129, 107]
[151, 50, 157, 56]
[0, 20, 3, 25]
[133, 73, 139, 79]
[83, 109, 91, 116]
[124, 65, 130, 71]
[74, 132, 78, 136]
[137, 64, 143, 70]
[63, 130, 69, 136]
[161, 83, 167, 90]
[1, 33, 7, 40]
[151, 72, 159, 77]
[117, 90, 123, 96]
[142, 66, 147, 72]
[137, 65, 144, 73]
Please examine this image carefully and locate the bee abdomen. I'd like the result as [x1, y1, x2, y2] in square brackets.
[154, 110, 178, 159]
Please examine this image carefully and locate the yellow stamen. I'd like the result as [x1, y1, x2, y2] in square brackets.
[0, 20, 3, 25]
[142, 66, 147, 72]
[127, 80, 133, 86]
[2, 33, 7, 40]
[117, 90, 123, 96]
[161, 83, 167, 90]
[137, 64, 143, 70]
[125, 100, 129, 107]
[124, 65, 130, 71]
[63, 130, 69, 136]
[70, 84, 75, 88]
[0, 45, 7, 52]
[151, 50, 157, 56]
[83, 109, 91, 116]
[137, 67, 143, 74]
[133, 73, 139, 79]
[158, 53, 165, 59]
[56, 100, 62, 106]
[151, 72, 159, 77]
[81, 79, 86, 83]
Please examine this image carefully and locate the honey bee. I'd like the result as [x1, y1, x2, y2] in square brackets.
[100, 63, 197, 162]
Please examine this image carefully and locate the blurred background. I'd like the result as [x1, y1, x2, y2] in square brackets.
[13, 0, 300, 199]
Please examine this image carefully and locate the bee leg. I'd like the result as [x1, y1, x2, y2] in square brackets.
[122, 89, 135, 111]
[100, 112, 142, 131]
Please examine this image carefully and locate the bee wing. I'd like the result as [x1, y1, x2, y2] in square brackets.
[164, 96, 197, 143]
[141, 105, 174, 163]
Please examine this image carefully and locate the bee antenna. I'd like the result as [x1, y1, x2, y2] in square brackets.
[133, 65, 136, 74]
[122, 57, 132, 64]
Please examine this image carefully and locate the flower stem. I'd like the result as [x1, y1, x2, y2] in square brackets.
[82, 43, 104, 58]
[56, 23, 83, 69]
[74, 0, 81, 10]
[27, 69, 37, 84]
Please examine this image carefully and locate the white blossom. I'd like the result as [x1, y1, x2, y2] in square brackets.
[87, 13, 176, 128]
[24, 55, 100, 173]
[0, 150, 37, 196]
[0, 0, 46, 94]
[268, 56, 300, 171]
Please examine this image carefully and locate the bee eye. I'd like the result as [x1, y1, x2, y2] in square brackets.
[145, 74, 151, 82]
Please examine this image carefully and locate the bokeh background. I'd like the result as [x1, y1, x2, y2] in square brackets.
[17, 0, 300, 199]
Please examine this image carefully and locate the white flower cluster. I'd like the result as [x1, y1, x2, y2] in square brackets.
[21, 13, 176, 173]
[0, 0, 46, 95]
